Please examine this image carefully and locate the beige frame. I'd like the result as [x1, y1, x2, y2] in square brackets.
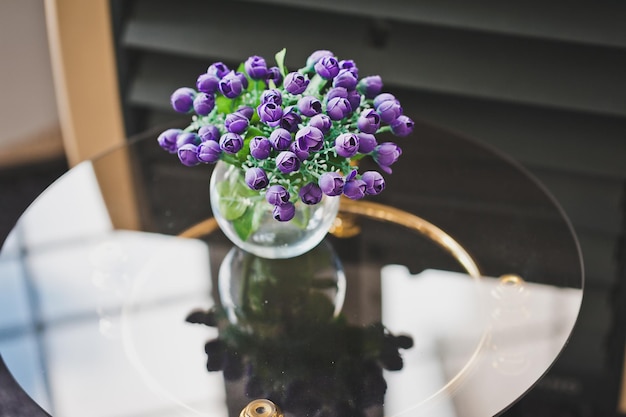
[44, 0, 140, 231]
[44, 0, 125, 166]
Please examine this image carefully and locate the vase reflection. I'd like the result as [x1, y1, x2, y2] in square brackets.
[186, 241, 414, 417]
[217, 241, 346, 326]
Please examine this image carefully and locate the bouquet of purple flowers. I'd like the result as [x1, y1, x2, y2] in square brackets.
[157, 49, 413, 223]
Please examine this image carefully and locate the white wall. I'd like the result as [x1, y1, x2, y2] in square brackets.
[0, 1, 61, 156]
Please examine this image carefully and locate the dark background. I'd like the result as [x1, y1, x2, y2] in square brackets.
[1, 1, 625, 416]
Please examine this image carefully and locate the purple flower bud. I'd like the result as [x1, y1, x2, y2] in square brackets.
[236, 106, 254, 120]
[249, 136, 271, 159]
[207, 62, 230, 78]
[269, 128, 292, 150]
[265, 66, 283, 87]
[296, 126, 324, 151]
[306, 50, 334, 69]
[273, 202, 295, 222]
[319, 172, 344, 196]
[339, 59, 358, 77]
[279, 106, 302, 133]
[332, 69, 358, 90]
[170, 87, 196, 113]
[325, 87, 348, 103]
[197, 140, 222, 163]
[257, 102, 283, 126]
[358, 75, 383, 99]
[334, 133, 359, 158]
[218, 71, 245, 99]
[177, 143, 200, 166]
[198, 125, 220, 142]
[225, 112, 249, 134]
[314, 56, 340, 79]
[326, 97, 352, 121]
[275, 151, 300, 173]
[374, 142, 402, 174]
[377, 100, 403, 124]
[362, 171, 385, 195]
[373, 93, 397, 109]
[193, 92, 215, 116]
[157, 128, 182, 153]
[299, 182, 323, 205]
[284, 72, 309, 94]
[357, 108, 381, 134]
[290, 140, 309, 161]
[309, 114, 332, 133]
[347, 89, 362, 111]
[176, 132, 200, 149]
[298, 96, 322, 117]
[236, 72, 249, 89]
[357, 133, 378, 154]
[219, 132, 244, 154]
[343, 178, 366, 200]
[196, 73, 220, 94]
[266, 185, 290, 206]
[244, 167, 269, 190]
[260, 89, 283, 105]
[244, 55, 268, 80]
[390, 115, 415, 137]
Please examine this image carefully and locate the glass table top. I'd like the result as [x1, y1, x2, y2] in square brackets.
[0, 120, 583, 417]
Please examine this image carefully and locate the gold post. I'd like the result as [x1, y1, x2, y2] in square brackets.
[240, 399, 284, 417]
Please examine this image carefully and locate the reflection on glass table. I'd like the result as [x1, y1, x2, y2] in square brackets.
[0, 122, 583, 417]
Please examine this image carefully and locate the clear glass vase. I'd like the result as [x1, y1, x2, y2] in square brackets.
[209, 160, 340, 259]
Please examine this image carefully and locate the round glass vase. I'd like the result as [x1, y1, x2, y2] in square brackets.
[209, 160, 340, 259]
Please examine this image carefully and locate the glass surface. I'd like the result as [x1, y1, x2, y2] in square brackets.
[0, 121, 583, 417]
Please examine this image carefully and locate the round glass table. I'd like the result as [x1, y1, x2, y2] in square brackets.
[0, 121, 583, 417]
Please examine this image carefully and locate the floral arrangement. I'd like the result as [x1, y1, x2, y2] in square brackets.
[157, 49, 414, 223]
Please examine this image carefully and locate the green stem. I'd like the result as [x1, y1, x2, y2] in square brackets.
[221, 154, 241, 167]
[304, 74, 327, 96]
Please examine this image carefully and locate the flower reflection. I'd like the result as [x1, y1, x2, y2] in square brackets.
[186, 244, 413, 417]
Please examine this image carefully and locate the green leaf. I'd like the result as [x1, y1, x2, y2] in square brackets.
[249, 107, 261, 125]
[216, 181, 248, 221]
[232, 206, 254, 241]
[236, 140, 251, 164]
[245, 126, 264, 140]
[275, 48, 287, 78]
[231, 172, 259, 198]
[216, 95, 232, 114]
[233, 199, 266, 241]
